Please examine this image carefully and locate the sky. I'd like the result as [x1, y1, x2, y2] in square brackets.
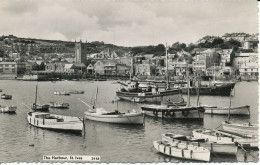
[0, 0, 258, 46]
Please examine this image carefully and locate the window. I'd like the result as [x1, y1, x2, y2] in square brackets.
[245, 69, 247, 71]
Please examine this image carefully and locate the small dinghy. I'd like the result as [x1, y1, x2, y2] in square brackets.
[192, 129, 259, 148]
[0, 105, 17, 113]
[222, 121, 258, 136]
[81, 87, 144, 125]
[84, 108, 144, 124]
[204, 105, 250, 115]
[27, 112, 84, 134]
[68, 90, 84, 94]
[32, 83, 49, 112]
[50, 102, 69, 109]
[54, 91, 70, 95]
[153, 140, 211, 162]
[162, 133, 237, 155]
[1, 94, 12, 99]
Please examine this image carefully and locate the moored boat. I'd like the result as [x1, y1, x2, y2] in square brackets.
[222, 121, 259, 136]
[153, 140, 211, 162]
[32, 83, 49, 112]
[1, 94, 12, 99]
[84, 109, 145, 124]
[161, 133, 237, 155]
[180, 82, 236, 96]
[50, 102, 69, 109]
[82, 87, 144, 125]
[0, 89, 2, 92]
[27, 112, 83, 134]
[192, 129, 259, 148]
[141, 105, 205, 120]
[54, 91, 70, 95]
[0, 105, 17, 113]
[204, 105, 250, 115]
[68, 90, 84, 94]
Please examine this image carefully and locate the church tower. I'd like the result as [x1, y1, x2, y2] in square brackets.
[75, 39, 87, 63]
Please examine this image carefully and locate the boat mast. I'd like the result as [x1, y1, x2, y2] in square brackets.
[166, 43, 169, 90]
[187, 64, 190, 107]
[35, 83, 38, 107]
[227, 89, 232, 121]
[93, 87, 98, 109]
[130, 53, 133, 81]
[196, 76, 201, 106]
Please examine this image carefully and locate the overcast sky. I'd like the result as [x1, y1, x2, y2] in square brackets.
[0, 0, 258, 46]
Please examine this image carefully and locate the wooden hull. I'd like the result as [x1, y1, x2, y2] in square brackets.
[84, 112, 145, 124]
[204, 105, 250, 115]
[1, 95, 12, 99]
[116, 89, 183, 103]
[54, 91, 70, 95]
[0, 106, 17, 113]
[141, 106, 204, 120]
[161, 134, 237, 155]
[153, 140, 211, 162]
[192, 129, 259, 148]
[181, 83, 235, 96]
[27, 112, 83, 134]
[32, 104, 49, 111]
[222, 122, 258, 136]
[68, 90, 84, 94]
[50, 103, 69, 109]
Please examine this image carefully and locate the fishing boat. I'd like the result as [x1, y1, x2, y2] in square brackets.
[0, 105, 17, 113]
[1, 94, 12, 99]
[192, 129, 259, 148]
[161, 133, 237, 155]
[27, 112, 84, 134]
[153, 140, 211, 162]
[180, 82, 236, 96]
[31, 83, 49, 111]
[68, 90, 84, 94]
[50, 102, 69, 109]
[81, 87, 144, 125]
[204, 105, 250, 115]
[116, 45, 184, 104]
[222, 121, 259, 137]
[54, 91, 70, 95]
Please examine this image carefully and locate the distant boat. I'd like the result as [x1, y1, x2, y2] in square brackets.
[68, 90, 84, 94]
[32, 83, 49, 112]
[81, 87, 144, 125]
[54, 91, 70, 95]
[27, 112, 83, 134]
[222, 121, 259, 137]
[1, 94, 12, 99]
[0, 89, 2, 92]
[204, 105, 250, 115]
[192, 129, 259, 149]
[153, 140, 211, 162]
[161, 133, 237, 155]
[50, 102, 69, 109]
[0, 105, 17, 113]
[179, 82, 236, 96]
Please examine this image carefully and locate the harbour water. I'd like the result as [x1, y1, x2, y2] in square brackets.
[0, 80, 258, 162]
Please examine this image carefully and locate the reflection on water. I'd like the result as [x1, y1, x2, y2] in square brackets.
[0, 80, 258, 162]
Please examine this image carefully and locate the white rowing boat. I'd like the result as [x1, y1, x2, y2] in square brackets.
[0, 105, 17, 113]
[50, 102, 69, 109]
[161, 133, 237, 155]
[153, 140, 211, 162]
[192, 129, 259, 148]
[222, 121, 259, 136]
[27, 112, 83, 134]
[54, 91, 70, 95]
[84, 108, 144, 124]
[204, 105, 250, 115]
